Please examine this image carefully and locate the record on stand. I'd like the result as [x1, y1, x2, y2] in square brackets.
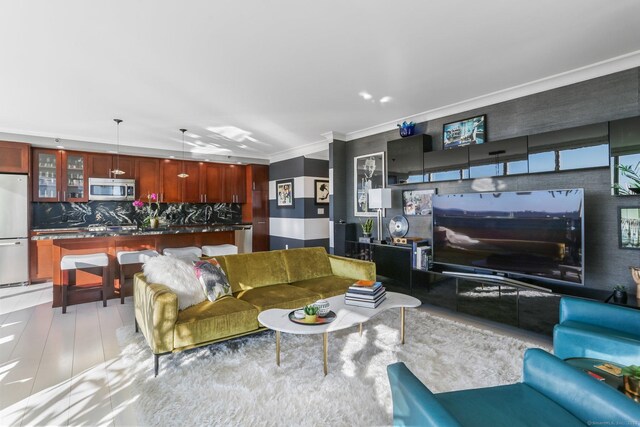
[388, 215, 409, 238]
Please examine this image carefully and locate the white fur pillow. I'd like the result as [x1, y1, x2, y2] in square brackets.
[143, 255, 206, 310]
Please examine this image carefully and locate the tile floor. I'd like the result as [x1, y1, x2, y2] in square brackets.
[0, 283, 552, 426]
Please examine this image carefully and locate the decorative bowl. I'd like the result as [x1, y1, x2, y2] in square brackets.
[293, 309, 305, 319]
[314, 299, 330, 317]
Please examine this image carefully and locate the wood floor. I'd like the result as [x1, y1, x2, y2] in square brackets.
[0, 283, 552, 427]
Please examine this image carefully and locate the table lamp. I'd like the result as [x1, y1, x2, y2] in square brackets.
[368, 188, 392, 244]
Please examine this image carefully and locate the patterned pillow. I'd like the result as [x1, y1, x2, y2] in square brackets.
[193, 259, 232, 302]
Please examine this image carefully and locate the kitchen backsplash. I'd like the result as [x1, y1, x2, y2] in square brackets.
[32, 201, 242, 229]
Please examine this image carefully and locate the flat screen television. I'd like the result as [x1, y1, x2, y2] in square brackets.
[432, 189, 584, 285]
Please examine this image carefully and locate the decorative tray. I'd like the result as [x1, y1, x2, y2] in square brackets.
[288, 310, 337, 325]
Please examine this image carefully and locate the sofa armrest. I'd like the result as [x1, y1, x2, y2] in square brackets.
[133, 272, 178, 354]
[387, 362, 462, 427]
[559, 297, 640, 336]
[523, 348, 640, 425]
[328, 255, 376, 281]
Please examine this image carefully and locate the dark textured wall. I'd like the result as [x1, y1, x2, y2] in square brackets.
[340, 68, 640, 293]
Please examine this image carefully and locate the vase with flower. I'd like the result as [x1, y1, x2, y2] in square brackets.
[133, 192, 160, 228]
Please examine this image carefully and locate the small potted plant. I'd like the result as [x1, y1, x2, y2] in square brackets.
[613, 285, 628, 304]
[303, 304, 319, 323]
[360, 218, 374, 240]
[622, 365, 640, 400]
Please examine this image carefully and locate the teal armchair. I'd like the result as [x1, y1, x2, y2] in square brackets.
[553, 296, 640, 366]
[387, 348, 640, 427]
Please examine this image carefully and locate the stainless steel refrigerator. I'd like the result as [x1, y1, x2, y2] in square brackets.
[0, 174, 29, 286]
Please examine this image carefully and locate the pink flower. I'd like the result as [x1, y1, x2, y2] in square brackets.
[149, 193, 158, 201]
[132, 200, 144, 208]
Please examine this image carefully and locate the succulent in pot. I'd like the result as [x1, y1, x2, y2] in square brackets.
[612, 284, 628, 304]
[303, 304, 319, 323]
[361, 218, 374, 237]
[622, 365, 640, 399]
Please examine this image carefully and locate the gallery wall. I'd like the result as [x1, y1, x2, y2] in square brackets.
[331, 67, 640, 293]
[269, 156, 330, 250]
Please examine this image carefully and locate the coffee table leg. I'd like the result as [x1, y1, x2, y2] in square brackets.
[323, 332, 328, 376]
[276, 330, 281, 367]
[401, 307, 405, 344]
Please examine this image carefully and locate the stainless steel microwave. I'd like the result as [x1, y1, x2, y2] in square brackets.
[88, 178, 136, 201]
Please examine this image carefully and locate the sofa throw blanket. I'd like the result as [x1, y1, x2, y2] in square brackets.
[193, 259, 232, 302]
[143, 255, 206, 310]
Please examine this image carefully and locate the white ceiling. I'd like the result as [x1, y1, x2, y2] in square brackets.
[1, 0, 640, 163]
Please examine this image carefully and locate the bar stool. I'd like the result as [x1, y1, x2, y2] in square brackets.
[60, 253, 109, 314]
[163, 246, 202, 259]
[116, 249, 159, 304]
[202, 244, 238, 257]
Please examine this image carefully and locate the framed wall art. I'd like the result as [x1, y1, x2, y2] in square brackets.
[402, 189, 436, 215]
[619, 206, 640, 249]
[354, 152, 385, 217]
[443, 114, 486, 149]
[314, 179, 330, 204]
[276, 179, 294, 208]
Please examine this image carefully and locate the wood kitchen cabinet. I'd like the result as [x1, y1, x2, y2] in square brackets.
[32, 148, 88, 202]
[30, 239, 53, 282]
[0, 141, 30, 173]
[135, 157, 160, 199]
[160, 159, 182, 202]
[201, 163, 223, 203]
[87, 153, 135, 179]
[181, 161, 202, 203]
[244, 164, 269, 251]
[222, 164, 246, 203]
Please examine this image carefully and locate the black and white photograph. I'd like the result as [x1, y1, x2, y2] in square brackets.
[619, 207, 640, 249]
[354, 152, 384, 217]
[314, 179, 329, 204]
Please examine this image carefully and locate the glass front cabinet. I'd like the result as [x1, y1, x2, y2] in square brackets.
[32, 149, 88, 202]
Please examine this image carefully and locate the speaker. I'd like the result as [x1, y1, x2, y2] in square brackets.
[334, 223, 356, 256]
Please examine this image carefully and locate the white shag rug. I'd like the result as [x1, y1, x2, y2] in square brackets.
[117, 308, 550, 427]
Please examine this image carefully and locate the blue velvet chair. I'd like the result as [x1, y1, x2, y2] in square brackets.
[387, 348, 640, 427]
[553, 296, 640, 366]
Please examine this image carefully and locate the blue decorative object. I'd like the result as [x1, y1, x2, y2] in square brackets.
[397, 121, 416, 137]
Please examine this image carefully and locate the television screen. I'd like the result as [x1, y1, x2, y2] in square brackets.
[443, 115, 486, 149]
[432, 189, 584, 285]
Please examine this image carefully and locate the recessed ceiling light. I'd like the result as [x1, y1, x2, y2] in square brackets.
[236, 161, 242, 164]
[379, 96, 392, 104]
[169, 155, 175, 159]
[239, 144, 247, 148]
[358, 91, 373, 101]
[56, 145, 64, 149]
[107, 150, 117, 154]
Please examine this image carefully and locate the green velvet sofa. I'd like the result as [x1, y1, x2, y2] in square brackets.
[133, 247, 376, 375]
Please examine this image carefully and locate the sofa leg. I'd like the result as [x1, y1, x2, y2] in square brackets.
[135, 318, 139, 333]
[154, 354, 159, 377]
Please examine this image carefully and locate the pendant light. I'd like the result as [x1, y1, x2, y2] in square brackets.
[177, 128, 189, 178]
[112, 119, 125, 175]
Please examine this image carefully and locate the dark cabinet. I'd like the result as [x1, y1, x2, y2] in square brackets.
[246, 164, 269, 251]
[181, 162, 202, 203]
[88, 154, 136, 179]
[468, 136, 528, 178]
[33, 149, 88, 202]
[222, 165, 246, 203]
[610, 115, 640, 196]
[202, 163, 223, 203]
[424, 147, 469, 182]
[135, 157, 160, 199]
[387, 134, 432, 185]
[160, 159, 182, 202]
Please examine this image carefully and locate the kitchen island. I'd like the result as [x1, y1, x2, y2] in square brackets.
[31, 224, 251, 308]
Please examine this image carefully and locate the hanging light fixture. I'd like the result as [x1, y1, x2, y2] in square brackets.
[177, 128, 189, 178]
[112, 119, 125, 175]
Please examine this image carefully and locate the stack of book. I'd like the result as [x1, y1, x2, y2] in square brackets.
[345, 280, 386, 308]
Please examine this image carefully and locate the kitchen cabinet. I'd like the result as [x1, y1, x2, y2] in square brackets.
[0, 141, 30, 173]
[247, 165, 269, 251]
[33, 149, 88, 202]
[202, 163, 223, 203]
[87, 153, 135, 179]
[135, 157, 160, 199]
[181, 161, 202, 203]
[222, 164, 246, 203]
[160, 159, 182, 202]
[30, 239, 53, 282]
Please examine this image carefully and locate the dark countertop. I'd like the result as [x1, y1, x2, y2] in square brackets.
[31, 223, 252, 240]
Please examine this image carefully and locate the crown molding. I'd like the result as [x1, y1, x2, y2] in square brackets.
[344, 50, 640, 142]
[269, 138, 329, 163]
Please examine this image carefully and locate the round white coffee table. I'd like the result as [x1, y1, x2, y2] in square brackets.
[257, 291, 421, 375]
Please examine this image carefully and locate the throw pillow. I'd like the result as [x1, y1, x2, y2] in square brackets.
[143, 255, 206, 310]
[193, 259, 232, 302]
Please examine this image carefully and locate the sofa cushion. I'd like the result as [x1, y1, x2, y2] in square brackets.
[235, 284, 320, 313]
[436, 383, 584, 427]
[174, 297, 259, 349]
[193, 260, 232, 302]
[282, 247, 333, 282]
[221, 251, 289, 293]
[290, 275, 354, 298]
[143, 255, 206, 310]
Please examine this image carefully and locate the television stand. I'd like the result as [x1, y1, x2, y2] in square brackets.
[441, 271, 552, 293]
